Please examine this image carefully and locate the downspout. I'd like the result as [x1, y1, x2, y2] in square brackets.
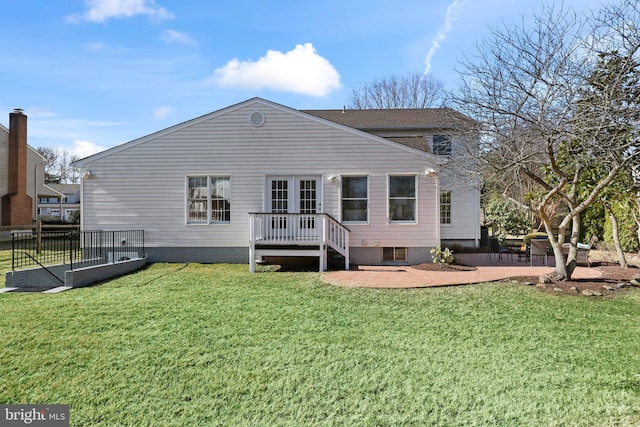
[475, 183, 480, 248]
[33, 162, 44, 222]
[434, 171, 441, 246]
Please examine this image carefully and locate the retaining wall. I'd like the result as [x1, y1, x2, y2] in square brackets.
[5, 257, 148, 290]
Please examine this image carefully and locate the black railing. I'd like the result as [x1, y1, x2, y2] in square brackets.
[11, 230, 145, 271]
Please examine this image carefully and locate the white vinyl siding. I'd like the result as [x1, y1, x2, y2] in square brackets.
[438, 171, 481, 242]
[78, 99, 442, 250]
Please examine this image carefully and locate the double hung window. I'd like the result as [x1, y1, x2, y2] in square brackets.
[341, 176, 368, 223]
[389, 175, 416, 223]
[187, 176, 231, 224]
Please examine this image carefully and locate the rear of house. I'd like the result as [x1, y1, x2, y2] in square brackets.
[74, 98, 480, 269]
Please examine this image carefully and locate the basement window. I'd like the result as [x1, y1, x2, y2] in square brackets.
[383, 247, 407, 262]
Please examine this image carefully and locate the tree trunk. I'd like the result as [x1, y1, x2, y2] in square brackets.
[540, 212, 573, 281]
[605, 203, 628, 268]
[633, 197, 640, 251]
[550, 214, 581, 281]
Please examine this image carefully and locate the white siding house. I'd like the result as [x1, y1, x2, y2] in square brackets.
[74, 98, 480, 269]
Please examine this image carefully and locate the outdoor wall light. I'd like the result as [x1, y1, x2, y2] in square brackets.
[83, 170, 94, 179]
[327, 175, 338, 183]
[425, 168, 438, 177]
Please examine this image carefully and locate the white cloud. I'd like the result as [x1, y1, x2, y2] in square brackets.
[424, 0, 463, 75]
[86, 41, 108, 51]
[67, 0, 174, 23]
[68, 140, 108, 158]
[160, 30, 196, 46]
[154, 106, 173, 119]
[208, 43, 342, 97]
[25, 106, 58, 119]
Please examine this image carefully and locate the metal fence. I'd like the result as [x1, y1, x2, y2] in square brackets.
[11, 229, 145, 271]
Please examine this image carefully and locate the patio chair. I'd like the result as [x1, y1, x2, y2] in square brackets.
[488, 236, 512, 262]
[562, 236, 598, 267]
[530, 238, 549, 266]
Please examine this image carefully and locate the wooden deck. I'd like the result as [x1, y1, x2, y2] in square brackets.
[249, 213, 349, 272]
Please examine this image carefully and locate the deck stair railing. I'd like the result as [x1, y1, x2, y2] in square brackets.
[249, 213, 349, 272]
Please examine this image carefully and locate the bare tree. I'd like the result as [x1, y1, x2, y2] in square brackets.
[36, 147, 80, 184]
[348, 72, 445, 109]
[36, 147, 60, 183]
[450, 0, 640, 280]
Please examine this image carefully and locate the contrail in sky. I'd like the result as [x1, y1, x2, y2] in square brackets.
[424, 0, 463, 75]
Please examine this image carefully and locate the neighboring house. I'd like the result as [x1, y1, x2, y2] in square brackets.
[0, 109, 62, 227]
[37, 183, 80, 222]
[73, 98, 480, 269]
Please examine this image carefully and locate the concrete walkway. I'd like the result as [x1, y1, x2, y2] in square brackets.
[322, 253, 603, 288]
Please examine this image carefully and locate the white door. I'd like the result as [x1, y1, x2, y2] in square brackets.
[266, 176, 321, 240]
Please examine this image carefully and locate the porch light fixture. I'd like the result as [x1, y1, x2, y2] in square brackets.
[327, 175, 337, 183]
[83, 170, 94, 179]
[425, 168, 438, 177]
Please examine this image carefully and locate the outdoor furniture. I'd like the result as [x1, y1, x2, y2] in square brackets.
[514, 245, 528, 262]
[562, 236, 598, 267]
[530, 238, 549, 266]
[488, 236, 512, 262]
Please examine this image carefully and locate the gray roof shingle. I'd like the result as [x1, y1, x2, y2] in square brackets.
[302, 108, 470, 131]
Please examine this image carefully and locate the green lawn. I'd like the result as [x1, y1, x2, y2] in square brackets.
[1, 261, 640, 426]
[0, 248, 12, 286]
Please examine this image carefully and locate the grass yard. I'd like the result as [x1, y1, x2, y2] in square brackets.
[0, 248, 12, 287]
[1, 262, 640, 426]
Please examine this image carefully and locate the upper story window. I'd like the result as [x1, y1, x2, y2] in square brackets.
[389, 175, 417, 223]
[38, 197, 59, 204]
[341, 176, 368, 223]
[432, 134, 452, 156]
[187, 176, 231, 224]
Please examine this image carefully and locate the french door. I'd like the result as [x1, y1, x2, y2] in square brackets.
[266, 176, 321, 240]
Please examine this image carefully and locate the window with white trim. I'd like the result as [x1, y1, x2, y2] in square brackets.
[440, 190, 451, 224]
[389, 175, 416, 223]
[187, 176, 231, 224]
[341, 176, 368, 223]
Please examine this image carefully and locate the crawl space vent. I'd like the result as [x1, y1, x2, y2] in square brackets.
[249, 111, 266, 127]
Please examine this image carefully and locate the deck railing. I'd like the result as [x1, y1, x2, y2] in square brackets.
[249, 213, 349, 272]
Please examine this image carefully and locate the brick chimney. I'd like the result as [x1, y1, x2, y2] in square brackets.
[2, 109, 33, 226]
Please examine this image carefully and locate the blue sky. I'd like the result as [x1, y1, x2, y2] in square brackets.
[2, 0, 609, 158]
